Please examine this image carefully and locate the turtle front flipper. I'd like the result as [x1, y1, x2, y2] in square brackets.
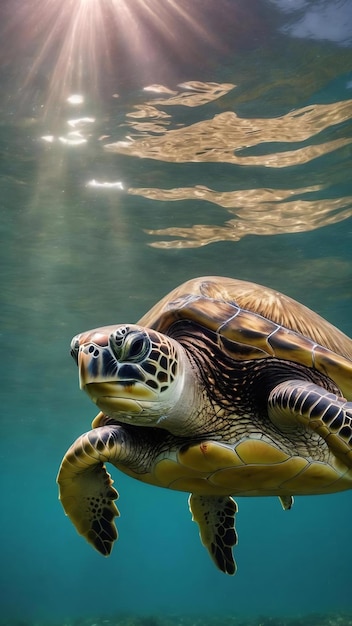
[189, 494, 238, 575]
[57, 426, 123, 556]
[268, 380, 352, 468]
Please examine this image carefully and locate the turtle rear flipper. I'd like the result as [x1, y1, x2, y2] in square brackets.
[57, 427, 120, 555]
[268, 380, 352, 468]
[189, 493, 238, 575]
[278, 495, 294, 510]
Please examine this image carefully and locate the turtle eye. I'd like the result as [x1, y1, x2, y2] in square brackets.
[109, 329, 151, 363]
[125, 332, 151, 363]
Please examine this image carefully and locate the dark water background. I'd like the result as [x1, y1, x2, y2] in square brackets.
[1, 1, 352, 624]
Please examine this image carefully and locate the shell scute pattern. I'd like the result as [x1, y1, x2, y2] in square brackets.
[145, 279, 352, 401]
[218, 310, 277, 359]
[154, 296, 238, 335]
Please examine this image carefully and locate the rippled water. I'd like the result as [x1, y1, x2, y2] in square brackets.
[1, 1, 352, 624]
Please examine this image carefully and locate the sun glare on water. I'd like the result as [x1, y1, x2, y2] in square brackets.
[9, 0, 222, 112]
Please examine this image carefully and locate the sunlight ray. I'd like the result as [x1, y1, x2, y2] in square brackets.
[8, 0, 227, 113]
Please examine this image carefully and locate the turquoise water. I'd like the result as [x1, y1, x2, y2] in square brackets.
[1, 1, 352, 624]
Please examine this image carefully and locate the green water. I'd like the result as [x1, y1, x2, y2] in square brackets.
[1, 1, 352, 624]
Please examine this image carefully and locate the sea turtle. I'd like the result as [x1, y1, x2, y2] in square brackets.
[57, 276, 352, 574]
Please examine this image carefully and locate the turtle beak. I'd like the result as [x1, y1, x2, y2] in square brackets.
[70, 327, 114, 387]
[77, 350, 90, 389]
[76, 345, 158, 401]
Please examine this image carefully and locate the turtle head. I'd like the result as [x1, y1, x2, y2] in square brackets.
[70, 324, 200, 433]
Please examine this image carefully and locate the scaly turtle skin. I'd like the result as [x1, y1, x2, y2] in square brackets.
[57, 276, 352, 574]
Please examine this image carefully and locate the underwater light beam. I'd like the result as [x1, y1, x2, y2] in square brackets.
[8, 0, 230, 112]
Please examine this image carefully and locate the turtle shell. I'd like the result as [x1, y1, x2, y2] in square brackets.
[138, 276, 352, 401]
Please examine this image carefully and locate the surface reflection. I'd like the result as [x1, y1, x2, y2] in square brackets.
[103, 82, 352, 248]
[106, 94, 352, 164]
[143, 192, 352, 248]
